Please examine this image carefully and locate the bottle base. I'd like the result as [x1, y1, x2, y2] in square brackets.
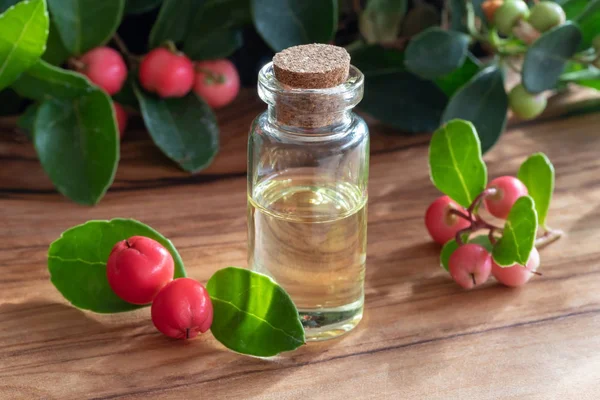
[299, 299, 363, 341]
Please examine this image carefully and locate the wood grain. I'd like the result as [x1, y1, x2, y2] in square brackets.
[1, 89, 600, 399]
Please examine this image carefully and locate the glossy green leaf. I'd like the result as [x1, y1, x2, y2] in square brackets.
[16, 101, 38, 138]
[405, 27, 470, 80]
[34, 89, 118, 204]
[558, 0, 593, 20]
[251, 0, 337, 51]
[517, 153, 554, 229]
[125, 0, 162, 14]
[429, 119, 487, 208]
[0, 0, 49, 91]
[434, 53, 481, 97]
[12, 60, 93, 101]
[48, 0, 124, 55]
[133, 85, 219, 173]
[522, 23, 582, 93]
[575, 1, 600, 48]
[492, 196, 538, 267]
[441, 65, 508, 153]
[207, 267, 305, 357]
[351, 45, 448, 133]
[440, 235, 493, 272]
[449, 0, 467, 32]
[149, 0, 201, 48]
[359, 0, 407, 44]
[42, 19, 70, 65]
[48, 219, 186, 313]
[183, 0, 249, 59]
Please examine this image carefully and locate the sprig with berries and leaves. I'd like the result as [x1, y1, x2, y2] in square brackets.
[425, 119, 561, 289]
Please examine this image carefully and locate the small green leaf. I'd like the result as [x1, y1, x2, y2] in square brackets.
[492, 196, 538, 267]
[16, 101, 39, 138]
[133, 85, 219, 173]
[351, 45, 448, 133]
[48, 0, 125, 55]
[251, 0, 337, 51]
[42, 19, 70, 65]
[12, 60, 93, 101]
[441, 65, 508, 153]
[517, 153, 554, 229]
[522, 23, 582, 93]
[34, 89, 119, 205]
[0, 0, 49, 91]
[48, 218, 186, 313]
[434, 53, 481, 97]
[359, 0, 407, 44]
[125, 0, 162, 14]
[148, 0, 201, 48]
[207, 267, 305, 357]
[183, 0, 249, 59]
[440, 235, 493, 272]
[405, 27, 470, 80]
[429, 119, 487, 208]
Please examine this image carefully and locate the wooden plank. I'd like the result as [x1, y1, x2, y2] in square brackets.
[0, 92, 599, 398]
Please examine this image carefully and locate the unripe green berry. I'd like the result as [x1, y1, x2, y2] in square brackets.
[528, 1, 566, 33]
[593, 35, 600, 53]
[509, 84, 547, 120]
[495, 0, 530, 36]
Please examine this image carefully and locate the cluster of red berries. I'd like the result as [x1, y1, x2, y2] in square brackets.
[425, 176, 539, 289]
[106, 236, 213, 339]
[74, 46, 241, 138]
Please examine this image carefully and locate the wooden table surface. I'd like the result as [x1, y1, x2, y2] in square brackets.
[1, 89, 600, 399]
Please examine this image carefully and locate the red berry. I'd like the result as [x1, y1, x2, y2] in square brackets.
[78, 47, 127, 95]
[449, 244, 492, 289]
[492, 247, 540, 287]
[139, 48, 194, 98]
[113, 102, 128, 139]
[106, 236, 174, 305]
[193, 59, 240, 109]
[425, 195, 471, 245]
[151, 278, 213, 339]
[484, 176, 529, 219]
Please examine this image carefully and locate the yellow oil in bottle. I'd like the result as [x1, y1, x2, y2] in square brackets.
[248, 171, 367, 340]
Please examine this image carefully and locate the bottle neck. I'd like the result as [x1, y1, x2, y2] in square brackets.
[266, 107, 353, 134]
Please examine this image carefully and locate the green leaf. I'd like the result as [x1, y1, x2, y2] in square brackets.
[449, 0, 467, 32]
[42, 19, 70, 65]
[351, 45, 448, 133]
[434, 53, 481, 97]
[47, 0, 125, 55]
[575, 1, 600, 48]
[429, 119, 487, 208]
[48, 218, 186, 313]
[559, 0, 593, 20]
[492, 196, 538, 267]
[405, 27, 470, 80]
[34, 89, 119, 204]
[183, 0, 249, 59]
[148, 0, 200, 48]
[0, 0, 49, 91]
[441, 65, 508, 153]
[125, 0, 162, 14]
[16, 101, 39, 138]
[359, 0, 407, 44]
[207, 267, 305, 357]
[522, 23, 582, 93]
[517, 153, 554, 229]
[440, 235, 493, 272]
[251, 0, 337, 52]
[12, 60, 93, 101]
[133, 85, 219, 173]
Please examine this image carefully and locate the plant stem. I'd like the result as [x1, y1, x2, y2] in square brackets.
[465, 0, 487, 42]
[535, 229, 564, 249]
[67, 57, 86, 70]
[468, 187, 497, 218]
[113, 34, 141, 67]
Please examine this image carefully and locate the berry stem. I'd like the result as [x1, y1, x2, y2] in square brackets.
[468, 187, 497, 218]
[535, 228, 564, 249]
[67, 57, 86, 70]
[449, 208, 472, 222]
[113, 34, 141, 67]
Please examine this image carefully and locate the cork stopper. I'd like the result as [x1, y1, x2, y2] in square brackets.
[270, 44, 351, 128]
[273, 44, 350, 89]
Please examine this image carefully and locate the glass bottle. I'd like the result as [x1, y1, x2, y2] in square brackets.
[247, 56, 369, 341]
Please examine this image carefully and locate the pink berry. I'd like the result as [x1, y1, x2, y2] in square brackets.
[78, 47, 127, 95]
[151, 278, 213, 339]
[139, 48, 194, 98]
[193, 59, 240, 109]
[484, 176, 529, 219]
[425, 195, 471, 245]
[106, 236, 174, 305]
[449, 244, 492, 289]
[492, 247, 540, 287]
[113, 102, 128, 139]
